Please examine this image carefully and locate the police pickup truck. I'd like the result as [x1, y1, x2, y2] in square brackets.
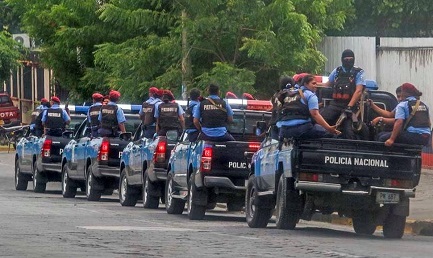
[14, 105, 89, 192]
[61, 109, 141, 201]
[164, 100, 272, 220]
[246, 89, 422, 239]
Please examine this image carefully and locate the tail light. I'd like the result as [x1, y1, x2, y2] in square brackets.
[153, 140, 167, 163]
[248, 142, 261, 152]
[299, 172, 323, 182]
[41, 139, 52, 157]
[200, 147, 213, 172]
[384, 179, 413, 188]
[98, 139, 110, 161]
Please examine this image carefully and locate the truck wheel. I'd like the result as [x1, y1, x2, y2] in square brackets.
[86, 167, 102, 201]
[187, 174, 206, 220]
[165, 173, 186, 214]
[246, 175, 272, 228]
[275, 175, 300, 230]
[352, 213, 376, 235]
[142, 173, 159, 209]
[15, 159, 28, 191]
[383, 214, 406, 239]
[119, 168, 138, 207]
[62, 165, 77, 198]
[32, 161, 46, 193]
[227, 202, 244, 212]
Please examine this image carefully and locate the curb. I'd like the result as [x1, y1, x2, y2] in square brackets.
[0, 145, 13, 152]
[311, 213, 433, 236]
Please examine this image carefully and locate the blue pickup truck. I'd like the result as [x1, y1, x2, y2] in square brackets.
[61, 112, 141, 201]
[14, 107, 89, 193]
[165, 105, 271, 220]
[246, 90, 423, 239]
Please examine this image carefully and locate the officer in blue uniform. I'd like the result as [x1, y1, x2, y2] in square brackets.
[87, 93, 104, 137]
[185, 88, 201, 142]
[139, 87, 162, 138]
[193, 83, 235, 142]
[270, 76, 296, 140]
[154, 90, 185, 136]
[378, 83, 431, 146]
[277, 74, 340, 140]
[98, 90, 126, 137]
[319, 49, 365, 139]
[41, 96, 70, 136]
[30, 98, 50, 137]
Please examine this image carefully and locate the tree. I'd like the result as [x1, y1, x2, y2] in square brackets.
[0, 31, 22, 83]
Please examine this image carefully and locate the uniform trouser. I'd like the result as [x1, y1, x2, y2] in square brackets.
[320, 102, 356, 140]
[278, 122, 332, 140]
[377, 131, 430, 146]
[142, 125, 156, 139]
[197, 132, 235, 142]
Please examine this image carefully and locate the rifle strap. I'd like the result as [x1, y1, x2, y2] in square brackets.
[206, 98, 227, 113]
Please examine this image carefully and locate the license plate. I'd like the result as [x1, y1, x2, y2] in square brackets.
[376, 191, 400, 204]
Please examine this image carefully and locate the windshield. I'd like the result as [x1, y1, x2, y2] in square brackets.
[227, 110, 271, 141]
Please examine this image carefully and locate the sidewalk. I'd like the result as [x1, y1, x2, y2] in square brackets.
[312, 168, 433, 236]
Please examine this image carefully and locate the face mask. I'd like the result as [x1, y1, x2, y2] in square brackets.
[342, 58, 354, 70]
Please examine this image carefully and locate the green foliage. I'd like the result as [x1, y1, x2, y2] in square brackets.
[0, 31, 22, 82]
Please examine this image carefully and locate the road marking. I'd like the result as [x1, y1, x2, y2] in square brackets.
[77, 226, 203, 232]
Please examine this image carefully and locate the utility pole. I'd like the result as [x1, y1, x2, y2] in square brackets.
[181, 9, 192, 100]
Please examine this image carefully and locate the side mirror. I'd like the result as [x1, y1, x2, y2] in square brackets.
[166, 130, 179, 142]
[255, 121, 267, 136]
[119, 132, 132, 141]
[62, 130, 74, 139]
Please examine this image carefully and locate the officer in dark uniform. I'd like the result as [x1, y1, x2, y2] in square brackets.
[30, 98, 50, 137]
[193, 83, 235, 142]
[270, 76, 295, 140]
[87, 93, 104, 137]
[41, 96, 70, 136]
[319, 49, 365, 139]
[379, 83, 431, 146]
[139, 87, 162, 138]
[155, 90, 185, 136]
[184, 88, 201, 142]
[98, 90, 126, 137]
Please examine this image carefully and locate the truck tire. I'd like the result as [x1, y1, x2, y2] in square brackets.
[86, 167, 102, 201]
[62, 165, 77, 198]
[32, 161, 46, 193]
[275, 175, 300, 230]
[165, 173, 186, 214]
[15, 159, 28, 191]
[352, 213, 376, 235]
[246, 175, 272, 228]
[142, 173, 159, 209]
[119, 168, 138, 207]
[383, 214, 406, 239]
[187, 174, 206, 220]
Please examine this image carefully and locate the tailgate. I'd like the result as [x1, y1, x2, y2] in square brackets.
[209, 141, 257, 178]
[107, 139, 129, 167]
[46, 137, 70, 162]
[296, 139, 422, 181]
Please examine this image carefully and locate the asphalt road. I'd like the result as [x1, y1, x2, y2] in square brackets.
[1, 152, 433, 258]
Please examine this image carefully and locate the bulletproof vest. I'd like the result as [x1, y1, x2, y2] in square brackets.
[32, 109, 44, 130]
[185, 102, 198, 130]
[407, 100, 431, 128]
[89, 105, 102, 127]
[200, 98, 227, 128]
[44, 108, 65, 129]
[277, 89, 310, 121]
[332, 66, 361, 103]
[142, 101, 158, 126]
[158, 102, 180, 129]
[100, 105, 118, 130]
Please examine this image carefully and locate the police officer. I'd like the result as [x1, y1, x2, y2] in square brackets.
[277, 74, 340, 140]
[155, 90, 185, 136]
[369, 86, 402, 128]
[98, 90, 126, 137]
[139, 87, 162, 138]
[30, 98, 50, 137]
[193, 83, 235, 142]
[270, 76, 295, 140]
[378, 83, 431, 146]
[319, 49, 365, 139]
[87, 93, 104, 137]
[41, 96, 70, 136]
[185, 88, 201, 142]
